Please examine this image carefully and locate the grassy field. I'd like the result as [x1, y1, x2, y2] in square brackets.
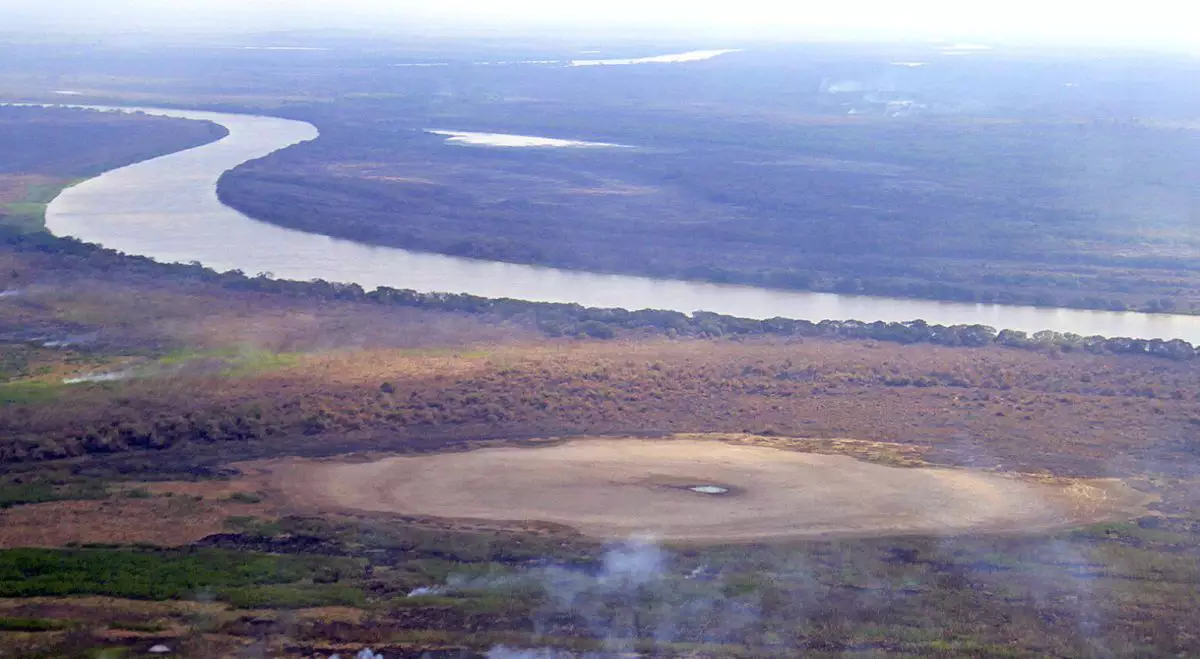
[0, 548, 361, 605]
[0, 180, 74, 233]
[0, 178, 62, 233]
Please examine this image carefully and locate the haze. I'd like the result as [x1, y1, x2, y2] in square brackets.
[3, 0, 1196, 51]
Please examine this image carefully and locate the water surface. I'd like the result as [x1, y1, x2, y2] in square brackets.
[568, 49, 741, 66]
[44, 106, 1200, 342]
[427, 130, 628, 148]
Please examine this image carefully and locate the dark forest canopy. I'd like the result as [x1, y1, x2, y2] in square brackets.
[203, 47, 1200, 316]
[218, 115, 1200, 315]
[0, 106, 227, 178]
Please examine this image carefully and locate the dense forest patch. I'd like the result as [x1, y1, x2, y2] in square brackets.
[220, 115, 1200, 314]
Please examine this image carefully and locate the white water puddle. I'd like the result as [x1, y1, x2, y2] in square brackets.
[689, 485, 730, 495]
[427, 129, 629, 149]
[569, 49, 740, 66]
[235, 46, 332, 51]
[937, 43, 994, 56]
[396, 50, 740, 68]
[473, 59, 562, 66]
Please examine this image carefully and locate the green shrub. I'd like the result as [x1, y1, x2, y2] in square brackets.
[0, 548, 360, 604]
[107, 620, 167, 633]
[0, 616, 71, 632]
[222, 516, 282, 537]
[226, 492, 264, 504]
[223, 516, 258, 531]
[0, 479, 108, 509]
[0, 381, 59, 404]
[220, 584, 365, 609]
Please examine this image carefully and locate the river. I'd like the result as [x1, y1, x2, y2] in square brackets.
[43, 106, 1200, 342]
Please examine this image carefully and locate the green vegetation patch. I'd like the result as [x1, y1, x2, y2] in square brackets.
[0, 380, 60, 404]
[106, 619, 168, 633]
[0, 181, 72, 233]
[0, 203, 48, 233]
[0, 548, 362, 608]
[0, 616, 72, 632]
[21, 182, 73, 205]
[0, 346, 34, 382]
[221, 583, 365, 609]
[225, 492, 264, 504]
[222, 516, 282, 537]
[153, 347, 300, 377]
[0, 479, 109, 509]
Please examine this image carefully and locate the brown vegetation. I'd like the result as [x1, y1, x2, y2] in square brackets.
[0, 480, 279, 549]
[5, 337, 1198, 478]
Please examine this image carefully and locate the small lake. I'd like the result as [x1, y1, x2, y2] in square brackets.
[43, 105, 1200, 343]
[427, 129, 629, 148]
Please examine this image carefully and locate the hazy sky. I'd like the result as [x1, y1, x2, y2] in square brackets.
[2, 0, 1195, 50]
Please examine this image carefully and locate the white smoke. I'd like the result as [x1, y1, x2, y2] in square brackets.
[597, 536, 664, 587]
[328, 650, 384, 659]
[486, 648, 572, 659]
[467, 537, 759, 657]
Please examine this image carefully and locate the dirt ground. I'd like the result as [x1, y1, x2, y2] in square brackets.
[254, 438, 1151, 542]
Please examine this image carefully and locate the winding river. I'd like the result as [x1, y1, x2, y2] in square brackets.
[44, 106, 1200, 342]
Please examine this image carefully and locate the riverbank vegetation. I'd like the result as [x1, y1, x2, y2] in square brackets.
[6, 225, 1200, 361]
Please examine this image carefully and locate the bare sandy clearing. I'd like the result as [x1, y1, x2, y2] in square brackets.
[259, 438, 1148, 542]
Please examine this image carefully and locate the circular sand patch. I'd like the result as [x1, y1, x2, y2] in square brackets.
[261, 439, 1147, 542]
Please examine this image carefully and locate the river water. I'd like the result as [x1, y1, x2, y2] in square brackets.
[43, 106, 1200, 342]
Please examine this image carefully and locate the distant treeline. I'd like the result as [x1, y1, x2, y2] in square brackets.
[0, 106, 227, 178]
[5, 227, 1198, 362]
